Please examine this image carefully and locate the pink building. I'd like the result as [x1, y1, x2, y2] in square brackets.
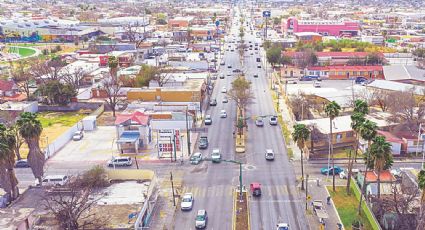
[282, 17, 360, 37]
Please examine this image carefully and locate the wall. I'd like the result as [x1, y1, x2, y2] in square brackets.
[106, 169, 155, 181]
[127, 88, 202, 102]
[44, 122, 79, 159]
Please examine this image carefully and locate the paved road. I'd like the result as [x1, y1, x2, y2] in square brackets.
[240, 19, 309, 230]
[173, 11, 241, 230]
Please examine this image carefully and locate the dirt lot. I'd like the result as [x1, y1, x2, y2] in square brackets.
[235, 192, 249, 230]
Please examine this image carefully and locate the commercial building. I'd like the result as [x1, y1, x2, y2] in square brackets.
[282, 17, 360, 37]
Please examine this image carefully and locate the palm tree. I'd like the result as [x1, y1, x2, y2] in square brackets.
[417, 169, 425, 230]
[368, 136, 393, 199]
[346, 99, 369, 194]
[324, 101, 341, 192]
[0, 124, 19, 201]
[357, 119, 378, 214]
[347, 112, 366, 194]
[353, 99, 369, 161]
[292, 124, 310, 191]
[17, 112, 45, 185]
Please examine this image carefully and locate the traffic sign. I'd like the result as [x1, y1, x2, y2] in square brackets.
[215, 20, 220, 27]
[263, 10, 271, 18]
[307, 195, 312, 201]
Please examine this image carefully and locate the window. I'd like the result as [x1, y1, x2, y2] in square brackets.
[353, 71, 358, 75]
[346, 131, 354, 137]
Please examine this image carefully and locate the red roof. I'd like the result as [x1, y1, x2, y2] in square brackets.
[115, 111, 149, 125]
[0, 80, 15, 91]
[308, 65, 383, 71]
[377, 130, 403, 144]
[283, 51, 384, 58]
[365, 170, 395, 183]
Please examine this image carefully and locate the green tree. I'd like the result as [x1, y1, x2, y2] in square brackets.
[347, 112, 365, 194]
[0, 124, 19, 201]
[366, 52, 384, 65]
[324, 101, 341, 192]
[17, 112, 44, 185]
[281, 55, 292, 66]
[357, 119, 378, 214]
[108, 56, 119, 79]
[368, 136, 393, 198]
[38, 80, 77, 105]
[136, 64, 158, 87]
[266, 46, 282, 69]
[292, 124, 310, 191]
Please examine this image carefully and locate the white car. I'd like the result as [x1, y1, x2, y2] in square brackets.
[181, 193, 194, 211]
[221, 87, 227, 93]
[220, 110, 227, 118]
[339, 168, 360, 179]
[72, 131, 84, 141]
[211, 148, 221, 163]
[265, 149, 275, 160]
[107, 156, 132, 167]
[277, 223, 289, 230]
[222, 97, 228, 103]
[35, 175, 69, 187]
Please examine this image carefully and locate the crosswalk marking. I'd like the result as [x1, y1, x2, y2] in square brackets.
[178, 185, 297, 198]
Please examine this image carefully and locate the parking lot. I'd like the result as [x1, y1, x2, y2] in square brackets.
[16, 126, 117, 190]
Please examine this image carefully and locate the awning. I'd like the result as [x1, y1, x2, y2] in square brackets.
[116, 131, 140, 143]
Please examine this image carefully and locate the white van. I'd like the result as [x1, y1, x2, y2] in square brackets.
[35, 175, 69, 186]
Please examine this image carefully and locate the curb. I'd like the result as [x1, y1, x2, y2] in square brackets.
[325, 186, 344, 229]
[232, 190, 236, 230]
[247, 191, 251, 230]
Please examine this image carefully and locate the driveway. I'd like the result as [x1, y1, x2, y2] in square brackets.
[15, 126, 117, 190]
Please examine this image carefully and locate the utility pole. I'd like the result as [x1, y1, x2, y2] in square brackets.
[170, 172, 176, 206]
[173, 130, 177, 162]
[305, 174, 309, 210]
[186, 107, 191, 157]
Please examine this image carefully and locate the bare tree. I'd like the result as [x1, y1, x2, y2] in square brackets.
[153, 67, 173, 87]
[9, 60, 34, 100]
[388, 89, 425, 132]
[294, 49, 318, 69]
[29, 58, 66, 83]
[122, 22, 145, 48]
[102, 77, 123, 117]
[289, 92, 313, 121]
[61, 67, 86, 91]
[42, 180, 107, 229]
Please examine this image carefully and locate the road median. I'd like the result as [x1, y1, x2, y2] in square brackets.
[233, 189, 250, 230]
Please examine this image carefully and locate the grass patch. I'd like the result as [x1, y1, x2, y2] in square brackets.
[327, 182, 379, 230]
[18, 47, 36, 57]
[287, 148, 294, 159]
[333, 148, 363, 159]
[278, 115, 291, 145]
[37, 111, 87, 128]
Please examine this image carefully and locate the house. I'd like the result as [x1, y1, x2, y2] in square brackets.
[115, 110, 151, 154]
[282, 17, 360, 37]
[298, 114, 393, 154]
[294, 32, 322, 43]
[168, 16, 194, 29]
[306, 65, 385, 80]
[0, 79, 18, 97]
[356, 170, 398, 197]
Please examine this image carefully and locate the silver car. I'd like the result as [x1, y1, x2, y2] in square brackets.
[195, 209, 208, 229]
[265, 149, 275, 160]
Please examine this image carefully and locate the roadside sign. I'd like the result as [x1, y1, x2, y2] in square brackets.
[262, 11, 271, 18]
[190, 127, 208, 133]
[307, 195, 312, 201]
[215, 20, 220, 27]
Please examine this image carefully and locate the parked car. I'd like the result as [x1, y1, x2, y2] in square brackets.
[211, 149, 221, 163]
[276, 223, 289, 230]
[219, 74, 225, 79]
[222, 97, 228, 103]
[313, 80, 321, 88]
[209, 99, 217, 106]
[300, 75, 321, 81]
[269, 116, 278, 125]
[355, 77, 368, 84]
[228, 65, 232, 68]
[255, 117, 264, 126]
[195, 209, 208, 229]
[253, 74, 258, 78]
[257, 65, 261, 68]
[190, 152, 203, 165]
[72, 131, 84, 141]
[198, 136, 208, 149]
[15, 159, 30, 168]
[220, 61, 225, 66]
[233, 69, 242, 73]
[340, 168, 360, 179]
[35, 175, 69, 187]
[204, 115, 212, 125]
[265, 149, 275, 160]
[220, 110, 227, 118]
[107, 156, 132, 167]
[320, 166, 343, 175]
[181, 193, 194, 211]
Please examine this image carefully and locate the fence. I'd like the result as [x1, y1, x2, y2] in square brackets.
[350, 179, 382, 230]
